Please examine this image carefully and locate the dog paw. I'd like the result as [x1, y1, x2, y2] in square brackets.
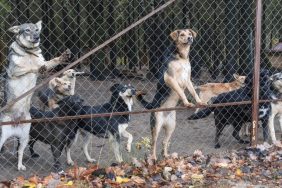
[59, 49, 72, 62]
[18, 164, 26, 171]
[184, 102, 195, 107]
[126, 145, 131, 153]
[38, 65, 47, 74]
[67, 160, 75, 166]
[87, 158, 97, 163]
[214, 144, 221, 148]
[31, 153, 40, 158]
[197, 101, 207, 106]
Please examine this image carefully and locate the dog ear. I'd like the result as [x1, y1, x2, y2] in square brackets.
[233, 73, 240, 80]
[8, 26, 20, 34]
[189, 29, 197, 38]
[170, 30, 179, 41]
[35, 20, 42, 31]
[110, 84, 120, 92]
[54, 78, 63, 85]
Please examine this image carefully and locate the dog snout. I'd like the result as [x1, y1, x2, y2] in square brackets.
[68, 85, 71, 90]
[131, 89, 136, 96]
[188, 36, 193, 41]
[33, 35, 40, 42]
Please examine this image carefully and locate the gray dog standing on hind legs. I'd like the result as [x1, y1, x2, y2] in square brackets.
[0, 20, 70, 171]
[137, 29, 205, 160]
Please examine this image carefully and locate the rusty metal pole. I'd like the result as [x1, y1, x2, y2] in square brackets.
[251, 0, 262, 147]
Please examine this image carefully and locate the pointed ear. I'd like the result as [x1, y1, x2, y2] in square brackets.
[189, 29, 197, 38]
[35, 20, 42, 31]
[8, 25, 20, 34]
[55, 78, 63, 85]
[233, 73, 239, 80]
[170, 30, 179, 41]
[110, 84, 120, 92]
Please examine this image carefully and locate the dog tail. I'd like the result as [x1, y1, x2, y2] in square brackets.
[136, 94, 157, 109]
[187, 108, 213, 120]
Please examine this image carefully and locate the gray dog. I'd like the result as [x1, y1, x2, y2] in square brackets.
[0, 20, 70, 171]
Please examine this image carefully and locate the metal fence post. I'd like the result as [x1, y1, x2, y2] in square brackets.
[251, 0, 262, 147]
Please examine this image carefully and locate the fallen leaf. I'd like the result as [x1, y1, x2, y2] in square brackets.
[131, 176, 146, 184]
[115, 176, 130, 184]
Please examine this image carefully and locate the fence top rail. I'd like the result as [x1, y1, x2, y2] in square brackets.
[0, 98, 280, 126]
[0, 0, 177, 113]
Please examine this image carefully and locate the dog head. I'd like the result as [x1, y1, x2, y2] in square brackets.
[49, 77, 72, 96]
[233, 74, 246, 85]
[110, 84, 136, 109]
[170, 29, 197, 45]
[270, 72, 282, 93]
[63, 69, 84, 79]
[8, 20, 42, 49]
[58, 95, 84, 115]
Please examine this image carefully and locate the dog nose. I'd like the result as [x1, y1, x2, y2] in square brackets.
[131, 89, 136, 95]
[68, 85, 71, 89]
[34, 36, 40, 42]
[188, 36, 193, 41]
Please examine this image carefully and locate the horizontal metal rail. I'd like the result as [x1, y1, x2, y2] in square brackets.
[0, 98, 281, 126]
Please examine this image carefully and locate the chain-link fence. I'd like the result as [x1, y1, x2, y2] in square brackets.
[0, 0, 281, 180]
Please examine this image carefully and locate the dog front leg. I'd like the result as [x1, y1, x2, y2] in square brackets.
[120, 129, 133, 153]
[186, 80, 204, 105]
[44, 49, 71, 71]
[164, 74, 193, 107]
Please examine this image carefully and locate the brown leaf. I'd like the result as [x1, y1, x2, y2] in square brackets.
[131, 176, 146, 184]
[28, 175, 39, 185]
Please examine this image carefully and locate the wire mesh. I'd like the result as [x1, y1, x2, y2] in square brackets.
[0, 0, 281, 180]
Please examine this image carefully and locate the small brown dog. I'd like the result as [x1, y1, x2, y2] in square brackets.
[195, 74, 246, 112]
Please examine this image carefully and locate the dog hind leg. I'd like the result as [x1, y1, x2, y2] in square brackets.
[51, 144, 64, 173]
[109, 133, 122, 163]
[268, 113, 276, 143]
[28, 139, 40, 158]
[162, 111, 176, 158]
[82, 132, 96, 163]
[17, 132, 29, 171]
[151, 112, 163, 160]
[214, 119, 224, 148]
[232, 124, 249, 144]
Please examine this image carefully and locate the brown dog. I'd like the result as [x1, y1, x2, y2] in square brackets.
[137, 29, 204, 160]
[194, 74, 246, 113]
[38, 77, 72, 110]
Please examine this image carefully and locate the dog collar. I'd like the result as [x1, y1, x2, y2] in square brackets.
[15, 38, 41, 57]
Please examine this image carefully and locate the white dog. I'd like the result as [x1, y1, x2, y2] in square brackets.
[0, 20, 70, 171]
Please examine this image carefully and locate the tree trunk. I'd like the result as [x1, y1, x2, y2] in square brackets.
[90, 0, 107, 80]
[223, 0, 239, 82]
[41, 0, 51, 60]
[106, 0, 118, 77]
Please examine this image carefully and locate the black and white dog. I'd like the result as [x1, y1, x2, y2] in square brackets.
[188, 69, 271, 148]
[28, 95, 83, 172]
[66, 84, 136, 165]
[268, 72, 282, 144]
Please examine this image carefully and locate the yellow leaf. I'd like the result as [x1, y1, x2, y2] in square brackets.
[64, 181, 74, 186]
[116, 176, 130, 184]
[22, 183, 36, 188]
[236, 169, 243, 177]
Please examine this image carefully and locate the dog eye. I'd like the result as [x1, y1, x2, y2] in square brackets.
[35, 28, 39, 32]
[25, 29, 30, 32]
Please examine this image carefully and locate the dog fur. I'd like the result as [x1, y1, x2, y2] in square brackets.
[59, 69, 84, 95]
[66, 84, 136, 165]
[268, 72, 282, 144]
[188, 69, 271, 148]
[28, 95, 83, 173]
[195, 74, 246, 113]
[0, 21, 70, 171]
[38, 77, 72, 110]
[136, 29, 204, 160]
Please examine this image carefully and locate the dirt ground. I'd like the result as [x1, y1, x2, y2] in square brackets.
[0, 75, 280, 181]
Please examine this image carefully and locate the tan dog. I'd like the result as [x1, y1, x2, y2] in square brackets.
[137, 29, 204, 160]
[48, 78, 72, 109]
[60, 69, 84, 95]
[195, 74, 246, 113]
